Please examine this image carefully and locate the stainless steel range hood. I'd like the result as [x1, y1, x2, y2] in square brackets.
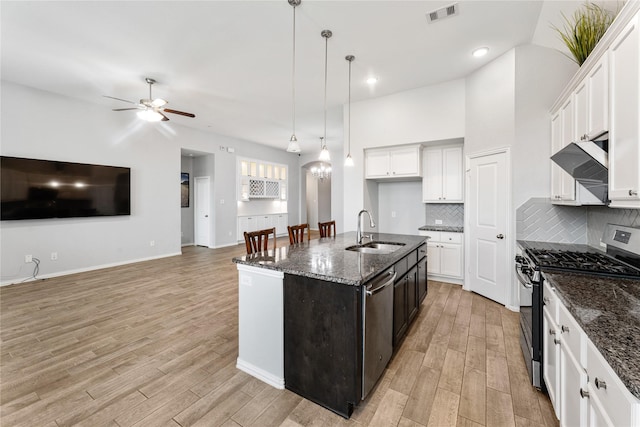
[551, 136, 608, 203]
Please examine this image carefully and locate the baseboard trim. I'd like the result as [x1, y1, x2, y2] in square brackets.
[428, 275, 463, 285]
[0, 252, 182, 287]
[236, 358, 284, 389]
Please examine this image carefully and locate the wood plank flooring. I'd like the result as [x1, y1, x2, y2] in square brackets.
[1, 236, 558, 426]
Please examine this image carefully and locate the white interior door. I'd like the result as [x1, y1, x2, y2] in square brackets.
[467, 151, 509, 305]
[194, 176, 211, 247]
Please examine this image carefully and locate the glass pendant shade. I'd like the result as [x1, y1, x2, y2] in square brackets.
[344, 153, 354, 167]
[319, 145, 330, 161]
[287, 134, 301, 153]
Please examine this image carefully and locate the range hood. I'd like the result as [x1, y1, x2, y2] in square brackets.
[550, 135, 608, 203]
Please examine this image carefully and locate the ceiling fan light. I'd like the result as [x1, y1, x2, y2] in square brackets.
[137, 109, 164, 122]
[287, 134, 301, 153]
[151, 98, 168, 108]
[344, 153, 354, 167]
[472, 47, 489, 58]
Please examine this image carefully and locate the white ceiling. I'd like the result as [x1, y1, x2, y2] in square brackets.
[1, 1, 591, 154]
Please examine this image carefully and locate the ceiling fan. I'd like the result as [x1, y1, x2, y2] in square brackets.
[104, 77, 195, 122]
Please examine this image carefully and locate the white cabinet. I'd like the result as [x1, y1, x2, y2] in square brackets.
[574, 55, 609, 141]
[543, 282, 640, 426]
[238, 158, 287, 201]
[365, 145, 422, 179]
[419, 230, 463, 283]
[422, 145, 463, 203]
[609, 12, 640, 208]
[237, 213, 288, 241]
[551, 99, 578, 204]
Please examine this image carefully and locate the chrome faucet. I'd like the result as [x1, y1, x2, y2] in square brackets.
[356, 209, 376, 245]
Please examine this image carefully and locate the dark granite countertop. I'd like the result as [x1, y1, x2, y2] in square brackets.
[543, 271, 640, 399]
[233, 231, 426, 286]
[419, 225, 464, 233]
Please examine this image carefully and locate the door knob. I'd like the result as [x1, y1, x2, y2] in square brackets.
[205, 215, 209, 218]
[496, 234, 504, 239]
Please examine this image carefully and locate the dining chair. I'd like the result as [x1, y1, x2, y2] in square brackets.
[318, 220, 337, 238]
[244, 227, 276, 254]
[287, 223, 310, 244]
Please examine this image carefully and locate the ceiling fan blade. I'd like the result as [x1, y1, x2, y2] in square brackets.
[103, 95, 137, 105]
[159, 111, 170, 121]
[164, 108, 195, 118]
[112, 107, 140, 111]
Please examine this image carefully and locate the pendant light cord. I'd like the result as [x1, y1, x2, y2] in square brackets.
[323, 34, 328, 143]
[292, 3, 297, 136]
[348, 58, 351, 155]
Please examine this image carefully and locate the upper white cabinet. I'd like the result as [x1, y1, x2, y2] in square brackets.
[609, 11, 640, 208]
[550, 100, 577, 203]
[238, 158, 287, 201]
[365, 145, 422, 179]
[422, 145, 463, 203]
[574, 55, 609, 141]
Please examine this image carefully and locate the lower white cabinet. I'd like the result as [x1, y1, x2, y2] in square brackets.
[543, 282, 640, 426]
[419, 230, 463, 283]
[237, 213, 288, 241]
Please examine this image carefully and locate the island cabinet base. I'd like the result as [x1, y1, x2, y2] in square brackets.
[283, 274, 363, 419]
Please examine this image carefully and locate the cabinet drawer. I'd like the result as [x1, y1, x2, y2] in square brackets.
[558, 303, 585, 366]
[587, 340, 639, 427]
[417, 243, 427, 260]
[421, 230, 441, 242]
[440, 232, 462, 244]
[395, 257, 408, 278]
[542, 281, 558, 322]
[407, 250, 418, 267]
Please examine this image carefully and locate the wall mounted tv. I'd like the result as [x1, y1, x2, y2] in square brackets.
[1, 156, 130, 221]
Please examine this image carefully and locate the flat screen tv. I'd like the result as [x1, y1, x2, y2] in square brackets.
[1, 156, 130, 220]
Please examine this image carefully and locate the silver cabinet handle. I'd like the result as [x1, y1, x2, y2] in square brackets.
[549, 329, 556, 335]
[543, 297, 549, 305]
[580, 388, 589, 398]
[594, 378, 607, 390]
[561, 325, 570, 333]
[497, 234, 504, 239]
[629, 189, 638, 196]
[554, 338, 560, 345]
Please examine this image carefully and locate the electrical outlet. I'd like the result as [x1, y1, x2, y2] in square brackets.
[228, 231, 232, 236]
[150, 240, 155, 247]
[51, 252, 58, 261]
[391, 211, 396, 218]
[25, 254, 32, 263]
[435, 219, 443, 225]
[220, 199, 225, 205]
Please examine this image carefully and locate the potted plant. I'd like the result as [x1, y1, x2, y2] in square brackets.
[553, 2, 618, 66]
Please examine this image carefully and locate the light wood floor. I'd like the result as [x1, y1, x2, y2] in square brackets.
[0, 235, 558, 427]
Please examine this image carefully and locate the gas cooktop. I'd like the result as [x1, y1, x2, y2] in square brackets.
[525, 248, 640, 279]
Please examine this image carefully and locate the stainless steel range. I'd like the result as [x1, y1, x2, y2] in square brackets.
[515, 224, 640, 391]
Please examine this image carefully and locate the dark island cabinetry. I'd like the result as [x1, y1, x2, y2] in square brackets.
[393, 243, 428, 347]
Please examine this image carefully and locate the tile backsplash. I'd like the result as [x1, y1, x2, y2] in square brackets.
[425, 203, 464, 227]
[586, 206, 640, 246]
[516, 198, 640, 247]
[516, 198, 587, 243]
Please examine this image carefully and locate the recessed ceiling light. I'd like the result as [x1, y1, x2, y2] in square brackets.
[366, 77, 378, 85]
[472, 47, 489, 58]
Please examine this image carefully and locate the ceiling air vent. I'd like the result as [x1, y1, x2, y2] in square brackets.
[426, 3, 459, 23]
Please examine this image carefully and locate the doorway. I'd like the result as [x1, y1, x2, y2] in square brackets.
[466, 149, 510, 305]
[303, 161, 331, 230]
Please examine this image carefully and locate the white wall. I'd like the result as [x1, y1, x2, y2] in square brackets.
[343, 79, 466, 232]
[377, 181, 424, 235]
[1, 81, 301, 284]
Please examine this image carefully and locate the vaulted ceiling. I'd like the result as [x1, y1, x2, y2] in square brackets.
[2, 1, 598, 153]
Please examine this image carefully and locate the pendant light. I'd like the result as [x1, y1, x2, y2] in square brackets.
[319, 29, 332, 162]
[344, 55, 355, 167]
[286, 0, 302, 153]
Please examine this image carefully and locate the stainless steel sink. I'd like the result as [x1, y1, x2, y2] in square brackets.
[346, 241, 405, 254]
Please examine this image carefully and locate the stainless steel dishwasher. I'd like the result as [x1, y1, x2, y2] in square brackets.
[362, 267, 396, 398]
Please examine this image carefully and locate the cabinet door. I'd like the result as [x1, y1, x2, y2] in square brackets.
[560, 98, 577, 201]
[440, 243, 463, 278]
[575, 80, 588, 141]
[246, 216, 258, 233]
[543, 308, 560, 418]
[365, 150, 390, 178]
[390, 146, 420, 177]
[423, 148, 444, 201]
[417, 256, 427, 304]
[276, 214, 288, 236]
[551, 111, 564, 202]
[560, 345, 588, 427]
[407, 267, 418, 323]
[587, 55, 608, 138]
[238, 216, 249, 241]
[427, 243, 440, 274]
[442, 146, 463, 202]
[609, 13, 640, 206]
[393, 278, 408, 346]
[587, 392, 615, 427]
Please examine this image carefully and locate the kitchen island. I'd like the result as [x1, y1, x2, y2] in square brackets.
[232, 231, 427, 417]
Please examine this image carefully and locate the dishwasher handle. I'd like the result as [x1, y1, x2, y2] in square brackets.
[366, 271, 397, 296]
